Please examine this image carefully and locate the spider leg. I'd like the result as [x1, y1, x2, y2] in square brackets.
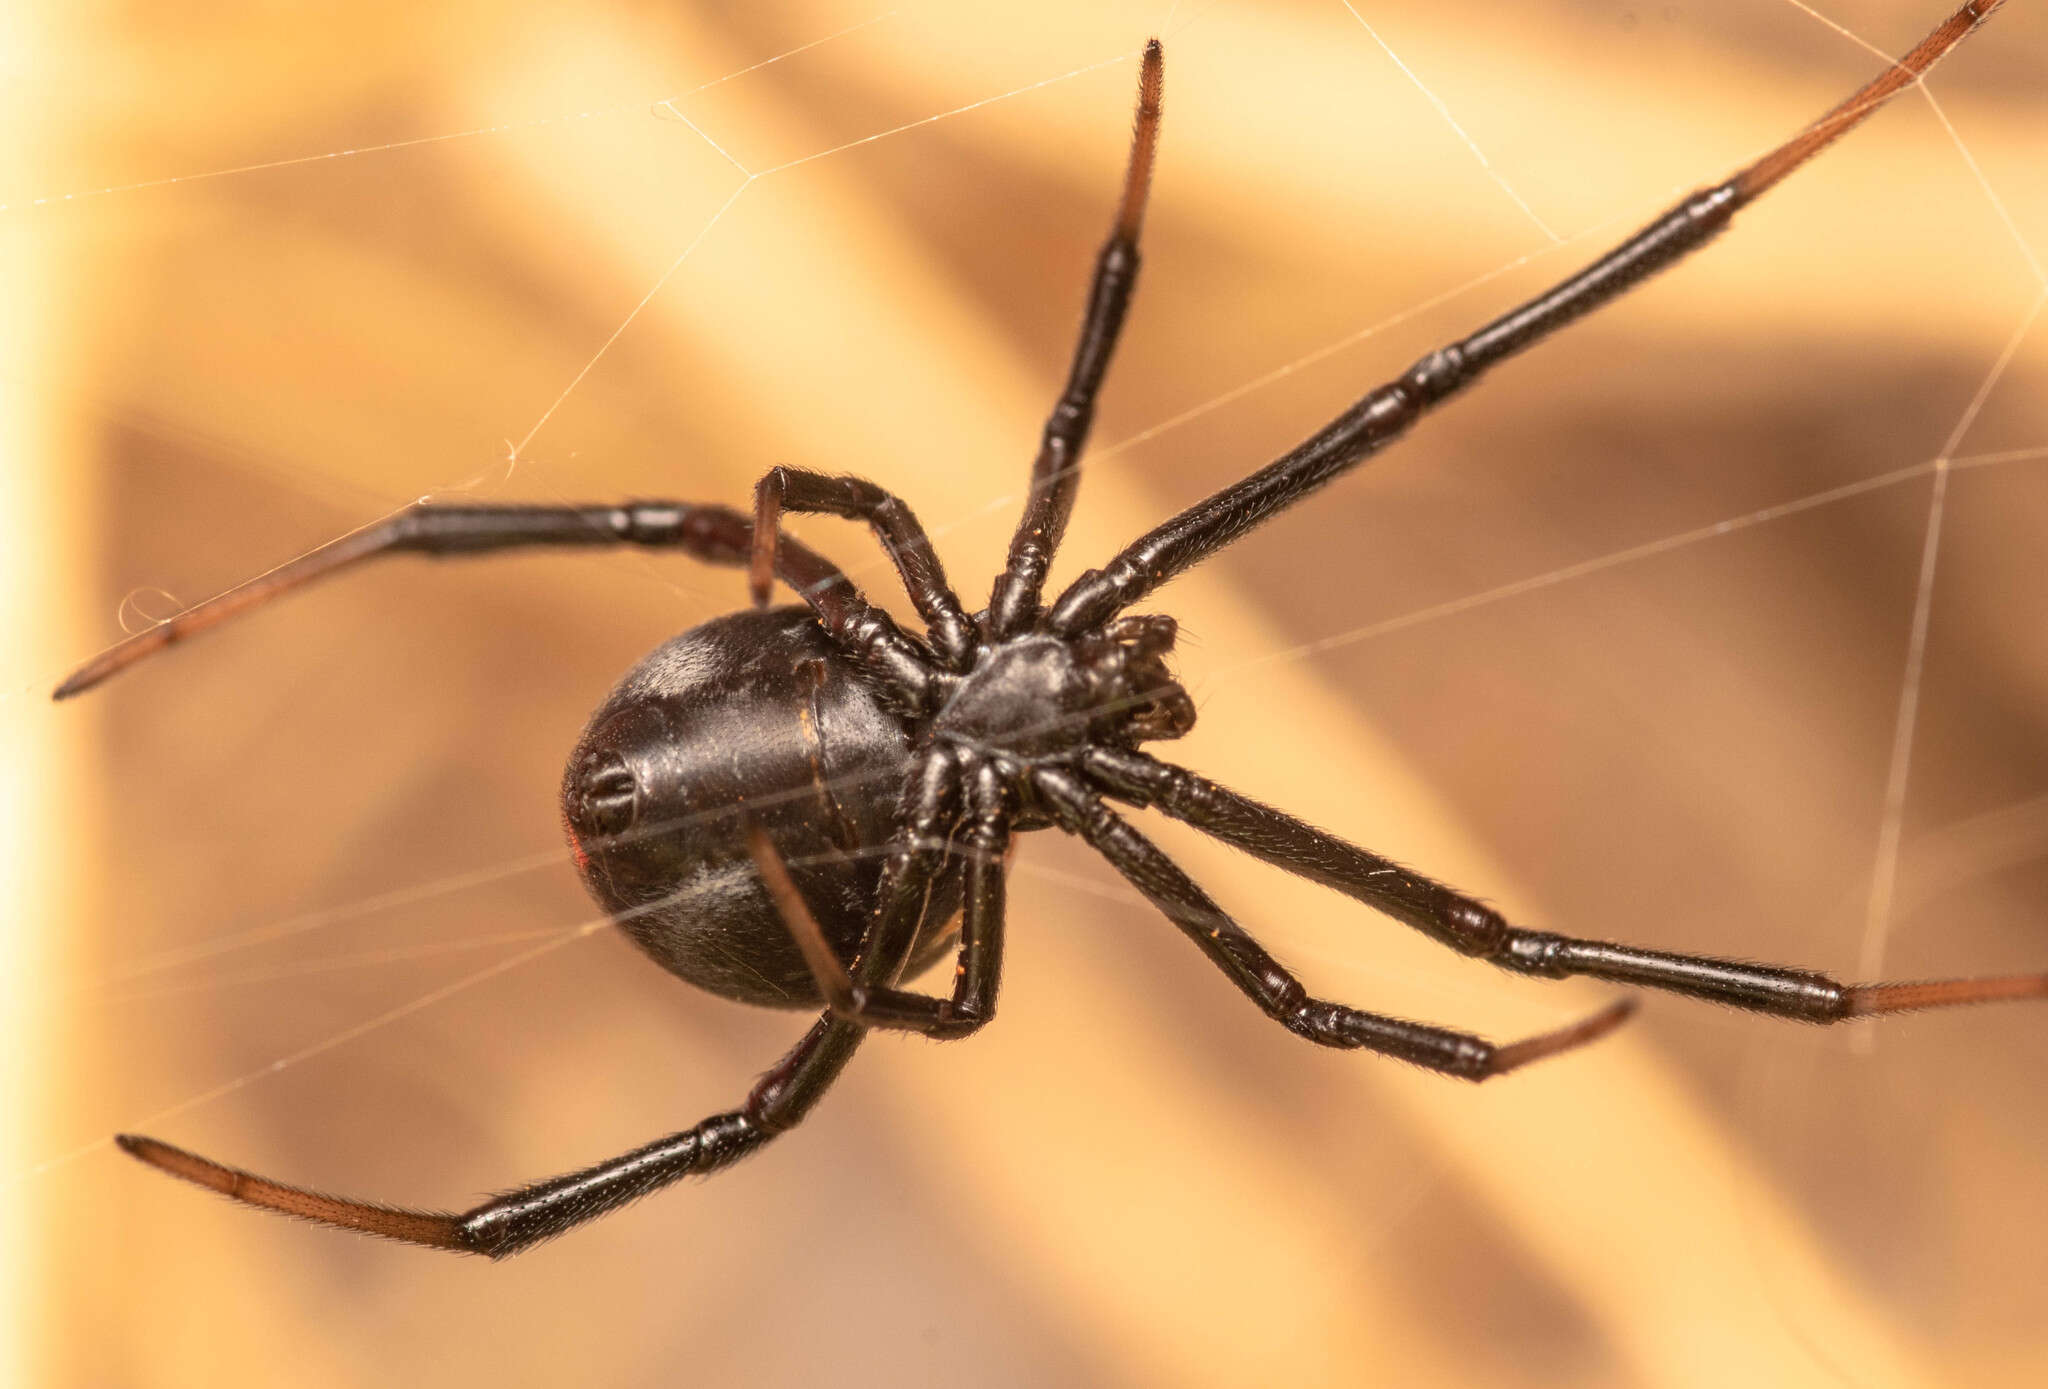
[985, 39, 1163, 639]
[53, 499, 931, 705]
[749, 467, 976, 667]
[115, 1015, 864, 1259]
[111, 770, 996, 1257]
[750, 760, 1011, 1039]
[1046, 1, 2006, 636]
[1034, 766, 1633, 1080]
[1084, 747, 2048, 1022]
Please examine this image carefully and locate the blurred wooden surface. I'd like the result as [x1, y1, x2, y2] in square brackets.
[12, 1, 2048, 1385]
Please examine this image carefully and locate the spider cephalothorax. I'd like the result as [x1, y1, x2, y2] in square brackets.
[932, 614, 1196, 759]
[58, 4, 2045, 1259]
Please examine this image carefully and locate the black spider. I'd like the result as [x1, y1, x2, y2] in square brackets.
[58, 1, 2042, 1258]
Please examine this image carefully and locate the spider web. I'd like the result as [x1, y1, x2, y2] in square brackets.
[12, 1, 2048, 1384]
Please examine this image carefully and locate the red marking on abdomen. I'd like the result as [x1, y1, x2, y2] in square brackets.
[562, 811, 590, 874]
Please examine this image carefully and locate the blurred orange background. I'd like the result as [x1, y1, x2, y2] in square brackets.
[9, 1, 2048, 1385]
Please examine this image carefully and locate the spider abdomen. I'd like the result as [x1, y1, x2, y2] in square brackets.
[562, 606, 960, 1008]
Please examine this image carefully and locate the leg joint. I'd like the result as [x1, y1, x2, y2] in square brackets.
[1497, 929, 1570, 975]
[1441, 900, 1512, 956]
[743, 1086, 801, 1135]
[928, 1003, 992, 1041]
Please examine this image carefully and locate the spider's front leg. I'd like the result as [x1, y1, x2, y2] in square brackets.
[985, 38, 1163, 640]
[1045, 1, 2007, 638]
[53, 498, 931, 705]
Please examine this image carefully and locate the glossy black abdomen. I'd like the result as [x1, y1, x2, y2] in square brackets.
[561, 607, 958, 1008]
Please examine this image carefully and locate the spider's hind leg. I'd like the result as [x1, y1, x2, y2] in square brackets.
[749, 761, 1013, 1041]
[116, 1015, 865, 1258]
[1035, 767, 1633, 1080]
[1084, 747, 2048, 1026]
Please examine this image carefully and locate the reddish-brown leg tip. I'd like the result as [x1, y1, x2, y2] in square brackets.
[1486, 996, 1639, 1078]
[115, 1133, 234, 1194]
[116, 1131, 470, 1249]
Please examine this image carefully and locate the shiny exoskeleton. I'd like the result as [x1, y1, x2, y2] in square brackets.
[563, 607, 955, 1009]
[61, 8, 2045, 1259]
[562, 603, 1192, 1010]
